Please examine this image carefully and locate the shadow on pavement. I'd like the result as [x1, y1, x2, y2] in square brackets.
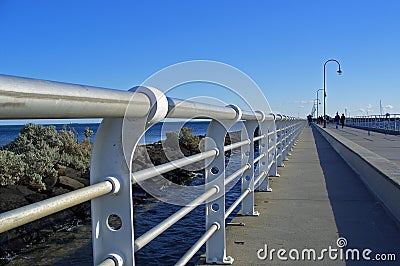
[311, 126, 400, 265]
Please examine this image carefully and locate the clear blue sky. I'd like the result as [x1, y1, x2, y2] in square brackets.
[1, 0, 399, 124]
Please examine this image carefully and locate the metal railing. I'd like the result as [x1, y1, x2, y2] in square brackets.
[346, 114, 400, 135]
[0, 74, 305, 265]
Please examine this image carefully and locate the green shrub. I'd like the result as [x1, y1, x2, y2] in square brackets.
[58, 128, 91, 172]
[178, 127, 200, 154]
[0, 150, 26, 186]
[163, 127, 200, 155]
[0, 123, 92, 191]
[164, 131, 179, 149]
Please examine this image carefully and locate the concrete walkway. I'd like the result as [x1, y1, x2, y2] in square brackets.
[224, 126, 400, 265]
[325, 124, 400, 166]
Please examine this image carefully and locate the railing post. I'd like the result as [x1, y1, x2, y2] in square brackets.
[286, 119, 295, 154]
[268, 114, 279, 177]
[205, 105, 241, 264]
[241, 120, 258, 215]
[257, 111, 273, 192]
[91, 86, 168, 266]
[91, 118, 135, 266]
[281, 116, 290, 161]
[276, 115, 285, 167]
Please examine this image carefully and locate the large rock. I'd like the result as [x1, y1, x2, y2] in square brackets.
[55, 164, 67, 176]
[43, 174, 59, 189]
[64, 167, 82, 179]
[25, 193, 48, 204]
[56, 165, 89, 186]
[58, 176, 84, 190]
[9, 185, 36, 196]
[51, 187, 71, 196]
[69, 175, 90, 186]
[0, 187, 29, 213]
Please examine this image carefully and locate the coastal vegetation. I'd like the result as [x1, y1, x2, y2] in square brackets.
[0, 124, 92, 191]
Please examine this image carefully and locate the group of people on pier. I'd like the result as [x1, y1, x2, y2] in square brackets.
[307, 112, 346, 128]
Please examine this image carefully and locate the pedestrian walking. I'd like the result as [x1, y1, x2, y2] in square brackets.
[307, 114, 312, 126]
[334, 112, 340, 129]
[340, 113, 345, 128]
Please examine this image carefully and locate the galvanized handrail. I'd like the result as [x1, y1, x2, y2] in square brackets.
[0, 180, 114, 233]
[0, 74, 306, 265]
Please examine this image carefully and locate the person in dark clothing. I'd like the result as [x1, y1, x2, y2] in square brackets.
[307, 114, 312, 126]
[334, 112, 340, 129]
[340, 113, 345, 128]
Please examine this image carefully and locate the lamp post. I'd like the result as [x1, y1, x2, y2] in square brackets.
[323, 59, 342, 128]
[316, 88, 323, 118]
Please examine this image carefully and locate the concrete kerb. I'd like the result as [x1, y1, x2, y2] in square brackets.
[313, 124, 400, 225]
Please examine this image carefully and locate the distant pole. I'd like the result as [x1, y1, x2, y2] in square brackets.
[316, 88, 323, 118]
[323, 59, 342, 128]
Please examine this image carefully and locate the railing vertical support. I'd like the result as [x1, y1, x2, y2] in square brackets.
[91, 118, 135, 266]
[257, 112, 273, 192]
[268, 114, 279, 177]
[91, 86, 168, 266]
[205, 106, 241, 264]
[282, 116, 289, 161]
[276, 115, 285, 167]
[241, 120, 258, 215]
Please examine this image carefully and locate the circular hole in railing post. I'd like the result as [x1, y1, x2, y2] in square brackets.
[262, 162, 266, 165]
[107, 214, 122, 231]
[245, 175, 251, 181]
[245, 151, 250, 156]
[211, 203, 220, 212]
[210, 166, 219, 175]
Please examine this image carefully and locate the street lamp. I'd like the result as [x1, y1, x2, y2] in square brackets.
[316, 88, 323, 118]
[323, 59, 342, 128]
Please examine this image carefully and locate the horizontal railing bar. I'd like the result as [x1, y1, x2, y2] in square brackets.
[268, 160, 274, 170]
[225, 188, 251, 219]
[133, 138, 252, 185]
[254, 153, 266, 164]
[242, 111, 275, 121]
[223, 139, 251, 152]
[253, 134, 266, 141]
[0, 74, 280, 121]
[166, 98, 239, 120]
[167, 98, 273, 121]
[267, 131, 275, 136]
[98, 258, 116, 266]
[175, 223, 220, 266]
[224, 164, 251, 186]
[134, 186, 219, 252]
[267, 146, 275, 153]
[0, 181, 113, 233]
[0, 74, 151, 119]
[254, 171, 267, 185]
[132, 149, 218, 183]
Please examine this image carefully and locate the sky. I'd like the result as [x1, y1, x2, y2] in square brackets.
[1, 0, 400, 124]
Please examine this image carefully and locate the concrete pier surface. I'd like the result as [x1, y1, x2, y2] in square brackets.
[326, 124, 400, 166]
[223, 126, 400, 265]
